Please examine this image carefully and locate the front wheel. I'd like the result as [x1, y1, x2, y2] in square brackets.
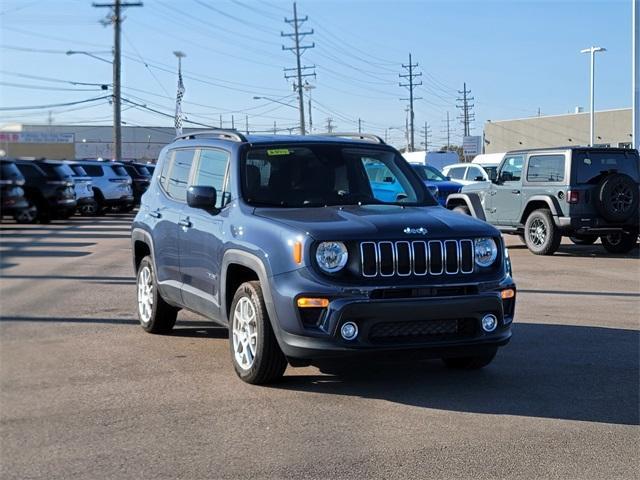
[136, 256, 178, 333]
[442, 348, 497, 369]
[601, 231, 638, 254]
[453, 205, 471, 215]
[524, 209, 561, 255]
[229, 281, 287, 385]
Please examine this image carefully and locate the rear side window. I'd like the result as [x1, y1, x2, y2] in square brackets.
[1, 162, 23, 181]
[134, 165, 151, 176]
[16, 163, 43, 179]
[109, 165, 129, 177]
[72, 165, 88, 177]
[447, 166, 465, 179]
[192, 148, 230, 208]
[39, 163, 75, 179]
[82, 165, 104, 177]
[165, 149, 195, 201]
[527, 154, 565, 182]
[573, 151, 640, 184]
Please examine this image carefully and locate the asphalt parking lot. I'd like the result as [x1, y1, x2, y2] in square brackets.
[1, 214, 638, 479]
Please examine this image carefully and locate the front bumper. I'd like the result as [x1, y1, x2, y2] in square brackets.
[266, 269, 515, 360]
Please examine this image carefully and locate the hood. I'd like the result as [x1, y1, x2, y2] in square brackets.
[423, 180, 463, 192]
[254, 204, 497, 240]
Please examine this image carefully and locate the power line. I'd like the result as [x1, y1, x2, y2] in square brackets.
[0, 95, 112, 111]
[399, 53, 422, 152]
[0, 81, 106, 92]
[282, 2, 315, 135]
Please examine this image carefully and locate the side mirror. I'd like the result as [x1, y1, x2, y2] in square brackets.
[187, 185, 217, 211]
[445, 176, 452, 181]
[474, 175, 485, 182]
[383, 176, 394, 183]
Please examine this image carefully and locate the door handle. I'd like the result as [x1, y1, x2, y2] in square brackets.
[178, 218, 192, 228]
[511, 189, 521, 195]
[149, 209, 161, 218]
[490, 191, 497, 196]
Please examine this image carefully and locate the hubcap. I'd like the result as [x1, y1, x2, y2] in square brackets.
[232, 297, 258, 370]
[528, 218, 547, 247]
[137, 265, 154, 324]
[605, 233, 622, 246]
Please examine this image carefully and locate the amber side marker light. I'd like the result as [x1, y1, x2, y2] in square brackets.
[297, 298, 329, 308]
[501, 289, 515, 299]
[292, 241, 302, 264]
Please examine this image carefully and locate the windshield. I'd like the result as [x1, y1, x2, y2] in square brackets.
[412, 164, 447, 181]
[1, 162, 24, 181]
[39, 163, 75, 179]
[242, 144, 435, 208]
[573, 150, 640, 184]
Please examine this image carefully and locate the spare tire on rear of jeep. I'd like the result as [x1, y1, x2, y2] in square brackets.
[595, 173, 639, 223]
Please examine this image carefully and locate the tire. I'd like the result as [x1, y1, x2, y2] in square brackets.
[442, 348, 497, 369]
[79, 201, 99, 216]
[524, 209, 561, 255]
[601, 231, 639, 254]
[453, 205, 471, 215]
[13, 206, 38, 224]
[229, 281, 287, 385]
[92, 188, 106, 215]
[595, 173, 639, 223]
[136, 256, 178, 334]
[569, 235, 597, 246]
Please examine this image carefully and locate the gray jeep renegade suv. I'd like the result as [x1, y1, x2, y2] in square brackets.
[131, 131, 516, 384]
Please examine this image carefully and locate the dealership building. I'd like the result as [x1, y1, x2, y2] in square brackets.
[0, 124, 199, 161]
[483, 108, 633, 153]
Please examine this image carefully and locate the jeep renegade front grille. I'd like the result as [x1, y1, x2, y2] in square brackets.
[359, 240, 474, 278]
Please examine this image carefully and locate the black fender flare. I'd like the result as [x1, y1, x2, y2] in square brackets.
[221, 249, 276, 325]
[446, 193, 487, 221]
[521, 195, 564, 225]
[131, 227, 156, 273]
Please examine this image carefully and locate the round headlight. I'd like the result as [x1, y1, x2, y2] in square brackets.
[474, 237, 498, 267]
[315, 241, 348, 273]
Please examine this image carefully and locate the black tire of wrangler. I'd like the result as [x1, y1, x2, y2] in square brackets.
[524, 209, 561, 255]
[601, 231, 639, 254]
[595, 173, 639, 223]
[442, 348, 497, 369]
[569, 235, 597, 246]
[136, 256, 177, 334]
[453, 205, 471, 215]
[229, 281, 287, 385]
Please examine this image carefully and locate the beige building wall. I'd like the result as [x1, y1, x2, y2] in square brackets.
[484, 108, 632, 153]
[3, 143, 75, 159]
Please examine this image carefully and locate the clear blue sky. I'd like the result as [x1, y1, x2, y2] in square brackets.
[0, 0, 634, 148]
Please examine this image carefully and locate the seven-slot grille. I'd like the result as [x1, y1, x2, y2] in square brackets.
[360, 240, 475, 278]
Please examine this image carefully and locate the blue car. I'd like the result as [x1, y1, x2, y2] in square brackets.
[411, 164, 463, 206]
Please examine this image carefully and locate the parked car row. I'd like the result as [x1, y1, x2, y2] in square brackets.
[0, 158, 154, 223]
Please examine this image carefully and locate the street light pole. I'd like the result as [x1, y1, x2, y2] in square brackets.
[581, 46, 606, 146]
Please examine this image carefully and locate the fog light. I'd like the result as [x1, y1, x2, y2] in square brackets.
[340, 322, 358, 341]
[481, 314, 498, 333]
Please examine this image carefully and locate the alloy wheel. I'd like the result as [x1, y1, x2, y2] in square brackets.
[137, 265, 154, 324]
[232, 297, 258, 370]
[528, 217, 547, 247]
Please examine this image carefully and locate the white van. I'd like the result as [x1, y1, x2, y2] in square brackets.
[442, 163, 492, 185]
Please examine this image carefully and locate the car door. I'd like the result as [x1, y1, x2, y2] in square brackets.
[493, 154, 524, 225]
[178, 147, 231, 320]
[153, 148, 195, 305]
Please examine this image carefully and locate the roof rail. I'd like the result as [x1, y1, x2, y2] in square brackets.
[174, 129, 247, 143]
[321, 132, 386, 144]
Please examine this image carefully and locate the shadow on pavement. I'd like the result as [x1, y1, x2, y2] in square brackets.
[0, 274, 134, 284]
[507, 242, 639, 259]
[519, 288, 640, 298]
[274, 322, 639, 426]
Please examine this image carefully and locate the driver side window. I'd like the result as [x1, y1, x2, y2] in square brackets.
[499, 155, 524, 182]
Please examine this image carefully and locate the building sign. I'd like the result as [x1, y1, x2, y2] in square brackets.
[463, 135, 482, 157]
[0, 132, 75, 143]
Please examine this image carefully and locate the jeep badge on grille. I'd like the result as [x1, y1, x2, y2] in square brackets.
[403, 227, 428, 235]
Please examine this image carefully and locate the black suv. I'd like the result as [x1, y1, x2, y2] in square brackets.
[121, 162, 152, 206]
[131, 131, 516, 384]
[0, 159, 36, 222]
[14, 159, 77, 222]
[447, 147, 639, 255]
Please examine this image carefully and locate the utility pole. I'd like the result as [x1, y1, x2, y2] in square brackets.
[282, 2, 315, 135]
[303, 81, 315, 134]
[273, 121, 277, 134]
[231, 115, 235, 130]
[456, 82, 475, 137]
[358, 118, 362, 133]
[442, 111, 451, 151]
[245, 115, 249, 135]
[219, 115, 223, 128]
[581, 46, 607, 146]
[399, 53, 422, 152]
[93, 0, 142, 160]
[421, 121, 431, 151]
[326, 117, 334, 133]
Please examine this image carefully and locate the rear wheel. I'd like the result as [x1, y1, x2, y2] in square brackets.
[229, 281, 287, 385]
[524, 209, 561, 255]
[442, 348, 497, 369]
[601, 231, 638, 254]
[569, 235, 597, 246]
[14, 206, 38, 224]
[136, 256, 178, 333]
